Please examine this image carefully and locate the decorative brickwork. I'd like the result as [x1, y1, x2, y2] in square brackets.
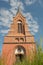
[2, 11, 36, 65]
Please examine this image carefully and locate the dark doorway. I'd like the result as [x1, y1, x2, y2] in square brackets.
[16, 54, 24, 62]
[15, 46, 26, 62]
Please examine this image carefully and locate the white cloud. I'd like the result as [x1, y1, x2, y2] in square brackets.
[10, 0, 19, 7]
[23, 12, 39, 35]
[0, 0, 39, 35]
[0, 9, 13, 34]
[2, 0, 9, 2]
[0, 29, 10, 36]
[0, 9, 13, 27]
[10, 0, 24, 16]
[10, 8, 17, 16]
[25, 0, 43, 7]
[0, 29, 10, 33]
[3, 0, 43, 7]
[25, 0, 36, 5]
[0, 9, 13, 20]
[0, 0, 24, 35]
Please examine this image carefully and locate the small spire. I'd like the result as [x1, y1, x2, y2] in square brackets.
[18, 0, 21, 12]
[16, 0, 21, 14]
[18, 5, 21, 12]
[16, 4, 21, 14]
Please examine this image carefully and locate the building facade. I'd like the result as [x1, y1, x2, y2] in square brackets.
[2, 10, 36, 65]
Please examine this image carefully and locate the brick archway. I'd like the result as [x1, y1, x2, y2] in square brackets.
[15, 45, 26, 62]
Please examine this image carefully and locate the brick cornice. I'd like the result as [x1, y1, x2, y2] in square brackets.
[3, 42, 35, 44]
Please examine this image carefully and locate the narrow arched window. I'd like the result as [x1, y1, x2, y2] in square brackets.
[18, 21, 22, 33]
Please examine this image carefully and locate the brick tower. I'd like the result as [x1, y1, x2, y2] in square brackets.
[2, 10, 36, 65]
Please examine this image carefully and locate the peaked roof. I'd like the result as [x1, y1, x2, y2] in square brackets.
[15, 7, 25, 18]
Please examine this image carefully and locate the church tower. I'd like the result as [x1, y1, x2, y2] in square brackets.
[2, 9, 36, 65]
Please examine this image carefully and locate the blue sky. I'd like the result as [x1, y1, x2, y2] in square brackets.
[0, 0, 43, 53]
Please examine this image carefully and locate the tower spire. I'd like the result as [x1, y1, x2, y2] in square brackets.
[17, 0, 21, 13]
[16, 4, 21, 14]
[18, 4, 21, 12]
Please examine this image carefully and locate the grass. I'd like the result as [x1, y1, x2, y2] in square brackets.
[14, 41, 43, 65]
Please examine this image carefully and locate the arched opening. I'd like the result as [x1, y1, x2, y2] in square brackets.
[15, 46, 26, 62]
[20, 38, 24, 42]
[15, 38, 19, 42]
[17, 20, 25, 34]
[18, 21, 22, 33]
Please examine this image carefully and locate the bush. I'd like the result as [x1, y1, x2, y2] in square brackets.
[14, 41, 43, 65]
